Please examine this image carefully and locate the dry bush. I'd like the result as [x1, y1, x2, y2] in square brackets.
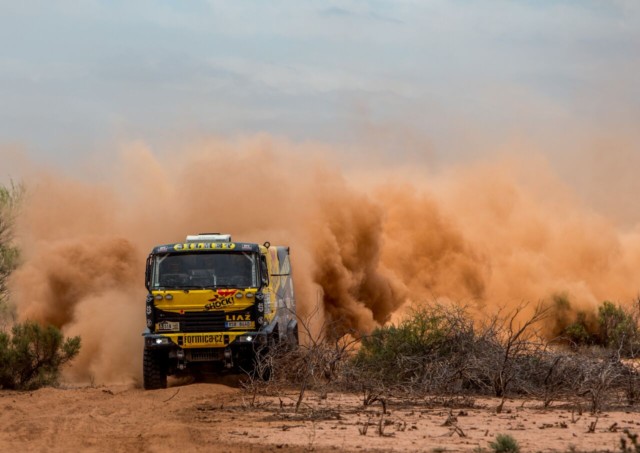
[519, 348, 636, 412]
[522, 351, 585, 407]
[350, 303, 555, 399]
[577, 353, 625, 413]
[470, 304, 550, 397]
[241, 305, 357, 413]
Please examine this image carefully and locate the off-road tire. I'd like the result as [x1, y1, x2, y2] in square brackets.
[143, 349, 167, 390]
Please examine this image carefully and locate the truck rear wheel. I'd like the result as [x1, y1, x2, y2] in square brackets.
[143, 349, 168, 390]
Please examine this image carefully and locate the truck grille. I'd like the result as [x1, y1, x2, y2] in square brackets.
[156, 310, 226, 332]
[186, 349, 223, 362]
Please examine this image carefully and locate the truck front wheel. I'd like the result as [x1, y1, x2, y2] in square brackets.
[143, 349, 168, 390]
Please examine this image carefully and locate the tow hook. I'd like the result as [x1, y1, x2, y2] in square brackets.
[224, 347, 233, 369]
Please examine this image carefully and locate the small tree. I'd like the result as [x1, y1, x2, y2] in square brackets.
[473, 303, 549, 398]
[0, 181, 24, 325]
[0, 321, 81, 390]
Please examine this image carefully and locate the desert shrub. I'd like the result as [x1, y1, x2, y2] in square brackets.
[558, 299, 640, 357]
[489, 434, 520, 453]
[597, 301, 640, 356]
[0, 321, 81, 390]
[564, 312, 596, 346]
[353, 304, 480, 393]
[352, 303, 558, 398]
[516, 351, 586, 407]
[349, 301, 640, 406]
[242, 302, 640, 413]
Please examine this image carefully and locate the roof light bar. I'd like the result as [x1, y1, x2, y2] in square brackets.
[186, 233, 231, 242]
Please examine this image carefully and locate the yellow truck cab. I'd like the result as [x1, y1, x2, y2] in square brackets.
[143, 233, 297, 389]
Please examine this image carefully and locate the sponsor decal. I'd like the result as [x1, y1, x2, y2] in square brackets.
[184, 334, 225, 346]
[226, 313, 251, 321]
[225, 313, 254, 328]
[173, 242, 236, 251]
[204, 290, 238, 311]
[205, 299, 234, 310]
[158, 246, 168, 252]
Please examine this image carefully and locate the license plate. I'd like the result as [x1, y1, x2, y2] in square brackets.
[225, 321, 254, 328]
[157, 321, 180, 332]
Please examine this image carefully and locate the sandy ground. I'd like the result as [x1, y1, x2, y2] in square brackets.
[1, 380, 639, 453]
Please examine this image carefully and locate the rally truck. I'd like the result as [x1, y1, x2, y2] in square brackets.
[142, 233, 298, 389]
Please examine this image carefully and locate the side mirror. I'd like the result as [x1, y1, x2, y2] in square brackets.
[145, 254, 152, 291]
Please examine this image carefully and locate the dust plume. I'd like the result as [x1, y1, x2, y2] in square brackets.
[6, 135, 640, 384]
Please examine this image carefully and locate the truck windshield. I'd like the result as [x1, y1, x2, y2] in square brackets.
[151, 252, 258, 289]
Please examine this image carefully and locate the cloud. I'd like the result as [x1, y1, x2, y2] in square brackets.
[320, 7, 355, 17]
[319, 5, 403, 24]
[0, 0, 638, 170]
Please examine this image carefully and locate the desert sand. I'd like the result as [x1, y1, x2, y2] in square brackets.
[1, 380, 639, 452]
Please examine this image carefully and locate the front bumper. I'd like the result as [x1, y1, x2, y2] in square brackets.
[143, 331, 268, 349]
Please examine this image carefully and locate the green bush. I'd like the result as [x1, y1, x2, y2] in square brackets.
[564, 312, 595, 346]
[598, 301, 639, 355]
[0, 321, 81, 390]
[352, 304, 478, 390]
[489, 434, 520, 453]
[557, 298, 640, 357]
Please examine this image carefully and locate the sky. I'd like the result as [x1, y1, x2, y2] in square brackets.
[0, 0, 639, 169]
